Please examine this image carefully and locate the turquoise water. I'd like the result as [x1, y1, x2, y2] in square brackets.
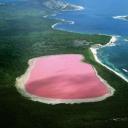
[52, 0, 128, 81]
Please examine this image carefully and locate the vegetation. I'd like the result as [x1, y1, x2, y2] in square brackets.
[0, 1, 128, 128]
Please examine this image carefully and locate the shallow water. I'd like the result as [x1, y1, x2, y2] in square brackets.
[52, 0, 128, 80]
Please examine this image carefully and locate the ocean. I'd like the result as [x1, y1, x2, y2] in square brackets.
[52, 0, 128, 81]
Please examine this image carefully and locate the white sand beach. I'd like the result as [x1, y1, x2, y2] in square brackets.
[90, 36, 128, 83]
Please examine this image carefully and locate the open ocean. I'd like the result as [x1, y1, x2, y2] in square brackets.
[52, 0, 128, 81]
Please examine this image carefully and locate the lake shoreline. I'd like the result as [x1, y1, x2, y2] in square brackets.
[15, 54, 115, 105]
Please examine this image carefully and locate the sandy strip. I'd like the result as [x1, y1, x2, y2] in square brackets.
[90, 36, 128, 83]
[113, 15, 128, 21]
[106, 36, 117, 46]
[51, 20, 75, 29]
[15, 55, 115, 105]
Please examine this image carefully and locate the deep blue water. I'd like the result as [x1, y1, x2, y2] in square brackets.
[52, 0, 128, 80]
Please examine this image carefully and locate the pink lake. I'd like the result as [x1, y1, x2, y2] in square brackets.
[25, 54, 112, 100]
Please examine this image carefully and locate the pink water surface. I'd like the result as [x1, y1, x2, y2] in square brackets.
[25, 54, 108, 99]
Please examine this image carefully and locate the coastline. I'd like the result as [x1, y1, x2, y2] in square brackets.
[105, 36, 117, 46]
[43, 2, 84, 31]
[90, 36, 128, 83]
[50, 10, 128, 84]
[15, 55, 115, 105]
